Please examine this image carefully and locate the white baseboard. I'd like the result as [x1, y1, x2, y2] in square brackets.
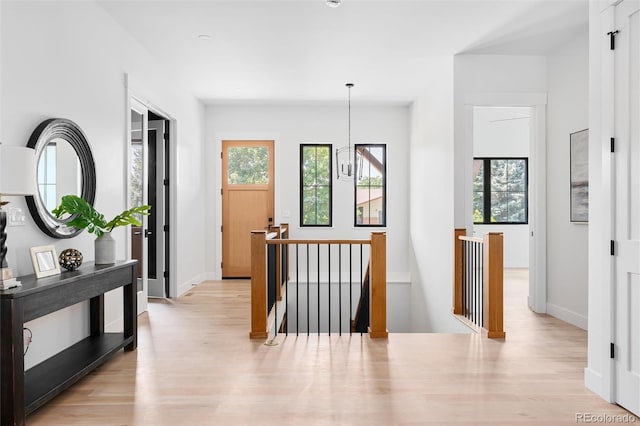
[546, 302, 587, 330]
[177, 272, 214, 297]
[105, 317, 123, 333]
[584, 367, 612, 402]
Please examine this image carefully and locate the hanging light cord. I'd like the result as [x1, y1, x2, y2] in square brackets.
[348, 83, 352, 151]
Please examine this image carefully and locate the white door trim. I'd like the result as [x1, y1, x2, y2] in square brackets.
[124, 74, 178, 299]
[463, 92, 548, 313]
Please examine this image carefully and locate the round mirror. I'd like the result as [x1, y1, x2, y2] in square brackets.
[26, 118, 96, 238]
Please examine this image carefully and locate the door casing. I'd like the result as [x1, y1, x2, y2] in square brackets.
[221, 140, 275, 278]
[125, 75, 177, 303]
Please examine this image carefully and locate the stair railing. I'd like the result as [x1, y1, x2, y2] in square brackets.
[453, 229, 505, 339]
[250, 227, 387, 339]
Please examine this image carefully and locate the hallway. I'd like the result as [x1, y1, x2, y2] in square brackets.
[28, 270, 631, 425]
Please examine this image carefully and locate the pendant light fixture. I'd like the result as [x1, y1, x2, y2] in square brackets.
[326, 0, 342, 8]
[336, 83, 359, 181]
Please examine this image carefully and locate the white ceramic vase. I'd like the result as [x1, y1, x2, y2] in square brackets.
[95, 232, 116, 265]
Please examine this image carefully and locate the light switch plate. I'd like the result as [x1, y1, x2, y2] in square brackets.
[8, 206, 26, 226]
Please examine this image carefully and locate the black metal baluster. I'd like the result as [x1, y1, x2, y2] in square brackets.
[339, 244, 342, 336]
[360, 244, 363, 336]
[317, 244, 320, 335]
[463, 241, 467, 319]
[349, 244, 353, 336]
[296, 244, 299, 336]
[477, 241, 480, 326]
[480, 243, 484, 327]
[473, 242, 476, 325]
[307, 244, 310, 336]
[477, 241, 480, 325]
[328, 244, 331, 336]
[285, 244, 288, 336]
[274, 245, 278, 338]
[472, 242, 476, 325]
[468, 241, 471, 322]
[467, 242, 471, 321]
[473, 242, 478, 324]
[465, 241, 468, 320]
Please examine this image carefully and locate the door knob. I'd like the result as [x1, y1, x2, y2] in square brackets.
[145, 229, 153, 238]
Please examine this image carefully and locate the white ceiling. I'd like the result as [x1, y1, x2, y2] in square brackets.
[97, 0, 588, 105]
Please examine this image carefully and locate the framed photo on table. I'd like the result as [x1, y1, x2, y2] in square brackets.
[30, 245, 61, 278]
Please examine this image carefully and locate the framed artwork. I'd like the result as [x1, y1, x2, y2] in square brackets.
[570, 129, 589, 223]
[30, 245, 61, 278]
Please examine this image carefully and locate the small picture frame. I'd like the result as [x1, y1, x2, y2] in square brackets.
[30, 245, 61, 278]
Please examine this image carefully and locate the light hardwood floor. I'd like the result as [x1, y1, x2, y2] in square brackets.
[29, 269, 631, 425]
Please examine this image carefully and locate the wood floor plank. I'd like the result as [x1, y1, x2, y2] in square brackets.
[27, 270, 631, 425]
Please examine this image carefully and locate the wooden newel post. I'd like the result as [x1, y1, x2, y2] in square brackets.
[369, 232, 388, 338]
[250, 231, 268, 339]
[453, 228, 466, 315]
[483, 232, 505, 339]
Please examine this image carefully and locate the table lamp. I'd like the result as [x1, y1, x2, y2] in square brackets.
[0, 144, 36, 289]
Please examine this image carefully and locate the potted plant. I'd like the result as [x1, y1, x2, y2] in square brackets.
[53, 195, 150, 265]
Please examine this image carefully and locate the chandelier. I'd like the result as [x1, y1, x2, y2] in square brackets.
[335, 83, 361, 181]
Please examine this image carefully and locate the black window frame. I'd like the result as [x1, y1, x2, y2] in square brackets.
[354, 143, 387, 227]
[300, 144, 333, 227]
[473, 157, 529, 225]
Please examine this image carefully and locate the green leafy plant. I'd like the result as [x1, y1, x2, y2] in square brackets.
[52, 195, 150, 237]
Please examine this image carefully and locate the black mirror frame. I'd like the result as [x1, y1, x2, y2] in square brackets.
[26, 118, 96, 239]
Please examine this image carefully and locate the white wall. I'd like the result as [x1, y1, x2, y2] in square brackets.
[1, 1, 206, 368]
[409, 60, 470, 333]
[546, 33, 589, 330]
[205, 104, 411, 323]
[453, 54, 547, 231]
[473, 106, 531, 268]
[454, 54, 548, 318]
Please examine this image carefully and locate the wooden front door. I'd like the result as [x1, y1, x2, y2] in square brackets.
[222, 140, 274, 278]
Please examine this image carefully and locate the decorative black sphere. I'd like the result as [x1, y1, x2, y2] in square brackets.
[59, 248, 83, 271]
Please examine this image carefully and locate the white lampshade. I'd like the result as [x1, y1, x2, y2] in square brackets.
[0, 145, 37, 196]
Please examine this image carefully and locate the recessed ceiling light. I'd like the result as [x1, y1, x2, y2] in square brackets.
[197, 34, 212, 40]
[326, 0, 341, 8]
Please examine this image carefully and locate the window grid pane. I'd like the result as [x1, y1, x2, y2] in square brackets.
[227, 146, 269, 185]
[355, 144, 386, 227]
[300, 145, 332, 226]
[474, 158, 527, 224]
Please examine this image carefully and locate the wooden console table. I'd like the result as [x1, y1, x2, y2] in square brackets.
[0, 260, 137, 425]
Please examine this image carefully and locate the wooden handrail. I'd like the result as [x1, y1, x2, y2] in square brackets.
[250, 225, 387, 339]
[266, 239, 371, 245]
[483, 232, 505, 339]
[458, 236, 483, 243]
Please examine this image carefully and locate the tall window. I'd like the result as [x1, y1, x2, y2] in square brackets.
[473, 158, 528, 224]
[300, 144, 332, 226]
[355, 144, 386, 227]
